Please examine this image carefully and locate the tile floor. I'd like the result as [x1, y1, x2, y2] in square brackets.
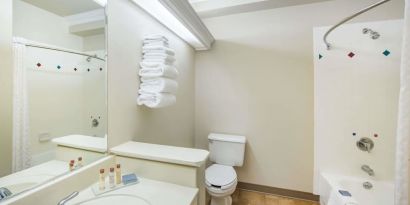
[231, 189, 319, 205]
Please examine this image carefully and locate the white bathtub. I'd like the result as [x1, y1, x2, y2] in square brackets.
[319, 173, 394, 205]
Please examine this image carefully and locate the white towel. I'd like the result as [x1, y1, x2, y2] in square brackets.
[144, 52, 174, 58]
[140, 62, 175, 68]
[139, 65, 178, 79]
[143, 54, 175, 63]
[143, 34, 168, 42]
[143, 45, 174, 52]
[139, 78, 178, 94]
[137, 93, 176, 108]
[142, 58, 175, 64]
[144, 41, 169, 47]
[143, 49, 175, 56]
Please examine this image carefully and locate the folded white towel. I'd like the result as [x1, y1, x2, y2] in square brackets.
[139, 66, 178, 79]
[143, 49, 175, 56]
[143, 54, 175, 62]
[143, 45, 174, 53]
[137, 93, 176, 108]
[139, 78, 178, 94]
[144, 53, 174, 58]
[144, 41, 169, 47]
[142, 58, 175, 64]
[140, 62, 173, 68]
[143, 34, 168, 42]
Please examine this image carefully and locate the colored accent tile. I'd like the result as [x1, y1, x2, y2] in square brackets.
[57, 65, 61, 69]
[383, 50, 391, 56]
[99, 68, 103, 71]
[36, 63, 41, 67]
[87, 68, 90, 72]
[319, 54, 323, 59]
[74, 68, 77, 71]
[352, 132, 356, 136]
[348, 52, 355, 58]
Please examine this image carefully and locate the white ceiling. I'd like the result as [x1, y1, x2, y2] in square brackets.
[22, 0, 102, 16]
[189, 0, 332, 18]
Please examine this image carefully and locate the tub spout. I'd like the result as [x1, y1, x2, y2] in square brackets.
[361, 165, 374, 176]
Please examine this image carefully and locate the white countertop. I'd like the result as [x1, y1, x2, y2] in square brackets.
[110, 141, 209, 167]
[52, 135, 107, 153]
[67, 177, 198, 205]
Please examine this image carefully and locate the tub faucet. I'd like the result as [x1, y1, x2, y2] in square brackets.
[361, 165, 374, 176]
[58, 191, 79, 205]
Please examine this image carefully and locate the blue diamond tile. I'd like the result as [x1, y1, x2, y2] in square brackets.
[383, 50, 391, 56]
[319, 54, 323, 59]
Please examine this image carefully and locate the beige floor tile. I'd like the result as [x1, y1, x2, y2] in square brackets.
[232, 190, 266, 205]
[231, 189, 319, 205]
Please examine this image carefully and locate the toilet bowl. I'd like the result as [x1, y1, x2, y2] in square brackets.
[205, 164, 237, 205]
[205, 133, 246, 205]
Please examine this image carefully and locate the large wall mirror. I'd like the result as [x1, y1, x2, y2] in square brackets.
[0, 0, 107, 201]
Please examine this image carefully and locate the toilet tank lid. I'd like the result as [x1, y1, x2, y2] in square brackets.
[208, 133, 246, 143]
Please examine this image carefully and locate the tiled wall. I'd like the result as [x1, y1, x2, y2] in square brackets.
[313, 19, 403, 193]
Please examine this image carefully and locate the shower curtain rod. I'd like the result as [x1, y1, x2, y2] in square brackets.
[25, 43, 105, 61]
[323, 0, 391, 50]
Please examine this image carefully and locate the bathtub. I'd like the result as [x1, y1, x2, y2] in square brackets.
[319, 173, 394, 205]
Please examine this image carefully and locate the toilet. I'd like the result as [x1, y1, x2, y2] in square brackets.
[205, 133, 246, 205]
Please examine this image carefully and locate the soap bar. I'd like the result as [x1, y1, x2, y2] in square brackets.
[122, 173, 138, 185]
[338, 190, 352, 197]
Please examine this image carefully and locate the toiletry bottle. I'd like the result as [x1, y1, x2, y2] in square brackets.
[115, 164, 122, 185]
[99, 169, 105, 191]
[109, 167, 115, 188]
[77, 157, 83, 168]
[69, 160, 75, 171]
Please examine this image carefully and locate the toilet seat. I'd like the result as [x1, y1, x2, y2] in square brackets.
[205, 164, 237, 190]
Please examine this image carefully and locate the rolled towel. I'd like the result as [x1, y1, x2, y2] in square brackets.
[143, 45, 174, 53]
[144, 41, 169, 47]
[143, 49, 175, 56]
[143, 34, 168, 42]
[137, 93, 176, 108]
[143, 54, 175, 62]
[140, 61, 173, 68]
[139, 78, 178, 94]
[142, 58, 175, 64]
[139, 65, 178, 79]
[144, 53, 174, 58]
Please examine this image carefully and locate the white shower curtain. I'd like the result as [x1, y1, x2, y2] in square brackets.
[12, 38, 31, 172]
[396, 0, 410, 204]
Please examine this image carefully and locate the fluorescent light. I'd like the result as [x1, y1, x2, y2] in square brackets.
[93, 0, 107, 7]
[131, 0, 214, 50]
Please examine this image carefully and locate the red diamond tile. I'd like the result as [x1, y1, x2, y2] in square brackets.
[348, 52, 355, 58]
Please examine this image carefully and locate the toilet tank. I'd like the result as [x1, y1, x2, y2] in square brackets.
[208, 133, 246, 167]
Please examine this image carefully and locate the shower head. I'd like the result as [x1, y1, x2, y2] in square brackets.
[362, 28, 380, 40]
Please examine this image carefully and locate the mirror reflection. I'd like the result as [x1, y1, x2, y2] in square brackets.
[0, 0, 107, 200]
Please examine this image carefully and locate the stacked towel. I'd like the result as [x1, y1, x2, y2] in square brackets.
[137, 35, 178, 108]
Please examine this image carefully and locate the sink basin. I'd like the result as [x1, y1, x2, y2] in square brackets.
[73, 194, 151, 205]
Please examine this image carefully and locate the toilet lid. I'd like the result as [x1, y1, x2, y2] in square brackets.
[205, 164, 237, 187]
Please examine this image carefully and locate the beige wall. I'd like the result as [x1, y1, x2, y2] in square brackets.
[106, 0, 195, 148]
[194, 0, 404, 192]
[0, 0, 13, 177]
[13, 0, 83, 50]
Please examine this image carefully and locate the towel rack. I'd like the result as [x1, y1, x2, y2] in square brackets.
[323, 0, 391, 50]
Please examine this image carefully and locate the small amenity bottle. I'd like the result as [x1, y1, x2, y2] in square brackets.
[109, 167, 115, 188]
[77, 157, 83, 168]
[115, 164, 122, 185]
[69, 160, 75, 171]
[99, 169, 105, 191]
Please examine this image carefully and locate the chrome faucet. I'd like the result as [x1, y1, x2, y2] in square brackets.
[58, 191, 79, 205]
[0, 187, 12, 200]
[361, 165, 375, 176]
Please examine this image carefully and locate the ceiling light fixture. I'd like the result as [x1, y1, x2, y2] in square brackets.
[130, 0, 214, 50]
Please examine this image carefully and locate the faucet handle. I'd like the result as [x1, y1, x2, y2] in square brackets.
[58, 191, 79, 205]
